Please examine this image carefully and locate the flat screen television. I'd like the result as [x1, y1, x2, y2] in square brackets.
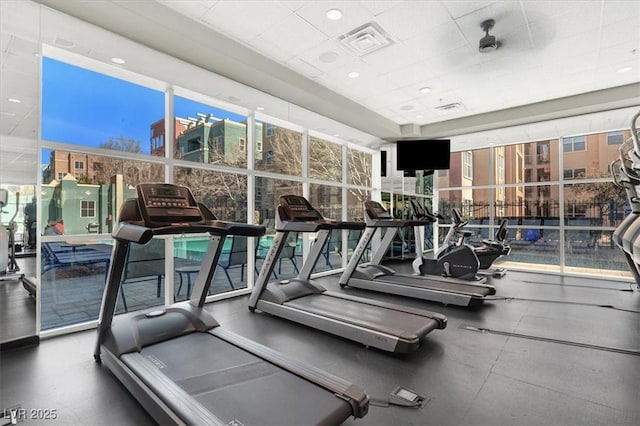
[396, 139, 451, 171]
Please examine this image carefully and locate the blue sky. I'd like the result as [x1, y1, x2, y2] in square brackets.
[41, 57, 245, 158]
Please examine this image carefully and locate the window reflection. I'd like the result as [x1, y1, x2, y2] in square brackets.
[310, 184, 342, 273]
[40, 149, 164, 235]
[42, 57, 163, 156]
[174, 167, 247, 222]
[347, 148, 372, 187]
[254, 121, 302, 176]
[309, 137, 342, 181]
[173, 96, 250, 167]
[564, 183, 627, 228]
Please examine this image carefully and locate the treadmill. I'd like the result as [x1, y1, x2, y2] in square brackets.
[248, 194, 447, 354]
[94, 183, 369, 425]
[339, 201, 496, 308]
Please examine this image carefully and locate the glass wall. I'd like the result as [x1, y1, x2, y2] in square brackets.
[42, 57, 164, 156]
[309, 136, 342, 182]
[437, 130, 633, 277]
[173, 95, 250, 168]
[39, 148, 165, 330]
[254, 120, 302, 177]
[309, 184, 342, 273]
[37, 50, 377, 335]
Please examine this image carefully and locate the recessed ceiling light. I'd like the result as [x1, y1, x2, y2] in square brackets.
[256, 106, 265, 111]
[33, 52, 40, 57]
[333, 133, 340, 137]
[348, 71, 360, 78]
[111, 57, 126, 65]
[416, 115, 424, 119]
[419, 87, 432, 94]
[617, 66, 632, 73]
[326, 9, 343, 20]
[8, 98, 21, 103]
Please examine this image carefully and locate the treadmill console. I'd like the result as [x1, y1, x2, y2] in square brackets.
[136, 183, 203, 226]
[279, 195, 324, 221]
[364, 201, 392, 220]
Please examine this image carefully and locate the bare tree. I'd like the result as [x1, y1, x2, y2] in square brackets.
[94, 136, 162, 185]
[309, 137, 342, 181]
[174, 167, 247, 222]
[260, 127, 302, 175]
[566, 172, 627, 226]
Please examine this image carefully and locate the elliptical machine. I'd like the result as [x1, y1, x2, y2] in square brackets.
[438, 208, 511, 278]
[0, 189, 24, 282]
[408, 199, 483, 281]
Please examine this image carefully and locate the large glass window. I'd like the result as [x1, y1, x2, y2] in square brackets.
[518, 139, 558, 184]
[175, 167, 247, 222]
[40, 149, 164, 235]
[39, 154, 164, 331]
[438, 130, 632, 278]
[607, 131, 624, 145]
[463, 151, 473, 180]
[438, 147, 491, 188]
[564, 230, 628, 275]
[173, 95, 250, 168]
[309, 136, 342, 181]
[254, 120, 302, 176]
[255, 177, 303, 280]
[564, 183, 627, 228]
[42, 57, 164, 156]
[310, 184, 342, 273]
[347, 148, 372, 187]
[563, 135, 586, 153]
[173, 167, 249, 298]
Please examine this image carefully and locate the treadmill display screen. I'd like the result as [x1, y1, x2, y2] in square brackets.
[280, 195, 323, 220]
[365, 201, 392, 219]
[137, 183, 202, 226]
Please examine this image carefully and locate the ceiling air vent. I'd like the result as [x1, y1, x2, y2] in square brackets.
[434, 102, 465, 115]
[435, 103, 462, 111]
[339, 22, 394, 57]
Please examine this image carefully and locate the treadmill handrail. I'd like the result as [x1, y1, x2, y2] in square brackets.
[114, 220, 265, 241]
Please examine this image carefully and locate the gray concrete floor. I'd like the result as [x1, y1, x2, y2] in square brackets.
[1, 263, 639, 425]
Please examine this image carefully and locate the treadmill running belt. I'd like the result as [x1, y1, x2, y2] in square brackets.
[127, 332, 352, 425]
[286, 294, 440, 339]
[176, 360, 280, 396]
[381, 274, 495, 296]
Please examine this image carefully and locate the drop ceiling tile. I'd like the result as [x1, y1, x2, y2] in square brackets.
[359, 41, 420, 73]
[600, 20, 640, 49]
[520, 1, 584, 23]
[257, 12, 329, 58]
[201, 1, 293, 40]
[246, 35, 297, 63]
[375, 1, 451, 42]
[442, 1, 497, 20]
[294, 1, 376, 38]
[401, 21, 469, 62]
[453, 1, 528, 45]
[294, 38, 354, 73]
[381, 60, 439, 91]
[2, 52, 39, 78]
[602, 0, 640, 24]
[359, 0, 401, 17]
[0, 0, 41, 43]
